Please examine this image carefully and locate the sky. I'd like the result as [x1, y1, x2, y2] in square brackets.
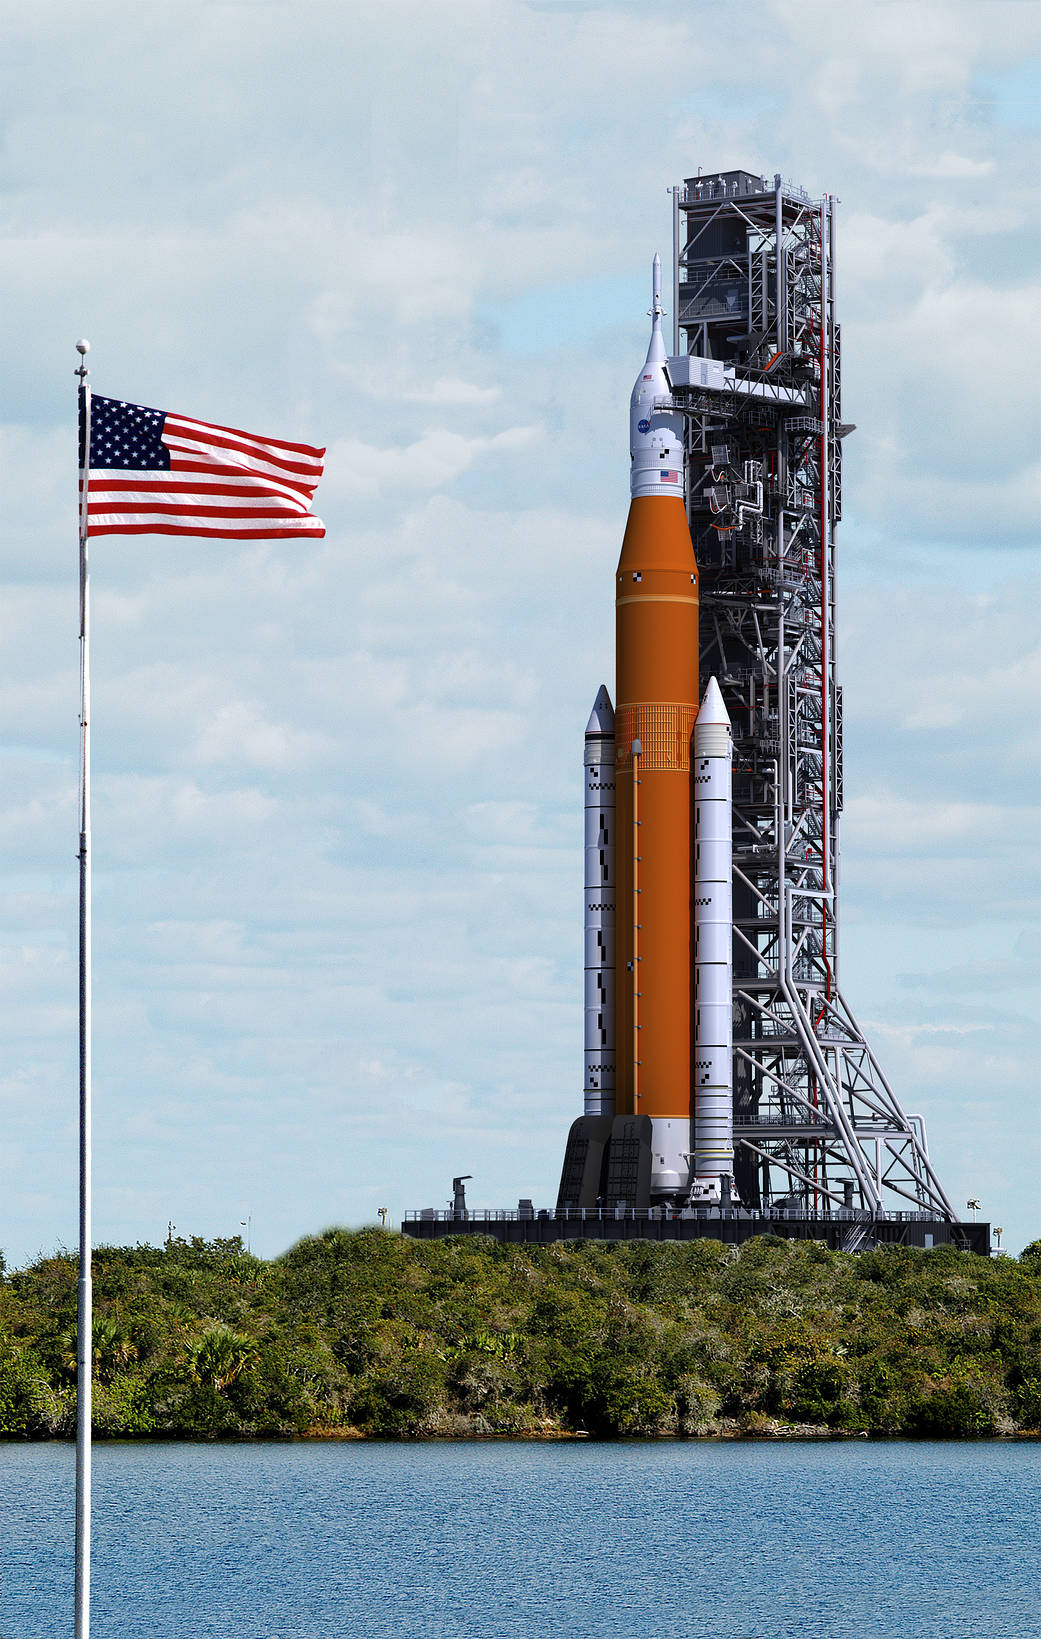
[1, 0, 1038, 1267]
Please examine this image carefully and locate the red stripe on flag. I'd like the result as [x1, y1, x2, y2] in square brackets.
[88, 522, 326, 538]
[85, 473, 310, 500]
[87, 497, 310, 519]
[89, 467, 316, 504]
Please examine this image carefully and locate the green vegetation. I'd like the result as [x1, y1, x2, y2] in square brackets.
[1, 1232, 1038, 1440]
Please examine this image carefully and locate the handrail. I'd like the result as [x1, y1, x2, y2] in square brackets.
[403, 1206, 941, 1225]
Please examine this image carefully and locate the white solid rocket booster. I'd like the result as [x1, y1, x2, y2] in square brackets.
[584, 685, 615, 1117]
[692, 676, 735, 1187]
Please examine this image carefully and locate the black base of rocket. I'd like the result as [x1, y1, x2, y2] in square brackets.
[556, 1114, 654, 1212]
[402, 1211, 990, 1256]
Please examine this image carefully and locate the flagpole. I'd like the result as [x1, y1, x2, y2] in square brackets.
[74, 338, 92, 1639]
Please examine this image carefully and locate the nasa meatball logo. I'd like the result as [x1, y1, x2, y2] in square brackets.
[637, 418, 650, 434]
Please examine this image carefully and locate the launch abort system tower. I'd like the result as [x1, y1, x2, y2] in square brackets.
[405, 167, 983, 1253]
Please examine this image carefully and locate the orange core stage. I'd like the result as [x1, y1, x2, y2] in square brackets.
[614, 494, 699, 1125]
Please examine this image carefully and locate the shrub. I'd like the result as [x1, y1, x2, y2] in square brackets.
[906, 1379, 996, 1437]
[349, 1352, 448, 1437]
[590, 1361, 673, 1437]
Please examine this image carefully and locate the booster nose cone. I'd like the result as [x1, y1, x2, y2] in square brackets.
[695, 676, 732, 760]
[585, 684, 615, 737]
[696, 675, 731, 728]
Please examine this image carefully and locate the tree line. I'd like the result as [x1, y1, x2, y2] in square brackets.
[1, 1230, 1038, 1439]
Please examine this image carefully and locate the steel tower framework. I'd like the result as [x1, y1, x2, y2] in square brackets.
[669, 169, 955, 1221]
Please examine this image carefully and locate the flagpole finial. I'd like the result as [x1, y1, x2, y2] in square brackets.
[75, 339, 90, 381]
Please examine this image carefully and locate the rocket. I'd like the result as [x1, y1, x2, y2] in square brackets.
[559, 257, 735, 1211]
[583, 685, 615, 1119]
[690, 677, 735, 1201]
[615, 252, 700, 1197]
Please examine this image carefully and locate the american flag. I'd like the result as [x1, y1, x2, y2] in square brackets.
[659, 469, 679, 484]
[79, 391, 325, 539]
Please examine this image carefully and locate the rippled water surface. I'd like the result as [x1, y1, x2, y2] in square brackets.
[1, 1439, 1038, 1638]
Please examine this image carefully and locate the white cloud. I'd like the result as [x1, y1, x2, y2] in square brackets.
[327, 424, 538, 497]
[909, 150, 995, 178]
[193, 700, 333, 771]
[844, 791, 1013, 853]
[403, 379, 503, 407]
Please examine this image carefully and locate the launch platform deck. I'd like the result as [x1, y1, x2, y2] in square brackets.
[402, 1208, 990, 1255]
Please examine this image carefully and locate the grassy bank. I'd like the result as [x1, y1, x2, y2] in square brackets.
[1, 1231, 1038, 1440]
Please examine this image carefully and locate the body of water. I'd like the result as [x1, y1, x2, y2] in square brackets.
[1, 1439, 1037, 1639]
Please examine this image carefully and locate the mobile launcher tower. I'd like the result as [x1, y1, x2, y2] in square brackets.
[406, 169, 986, 1253]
